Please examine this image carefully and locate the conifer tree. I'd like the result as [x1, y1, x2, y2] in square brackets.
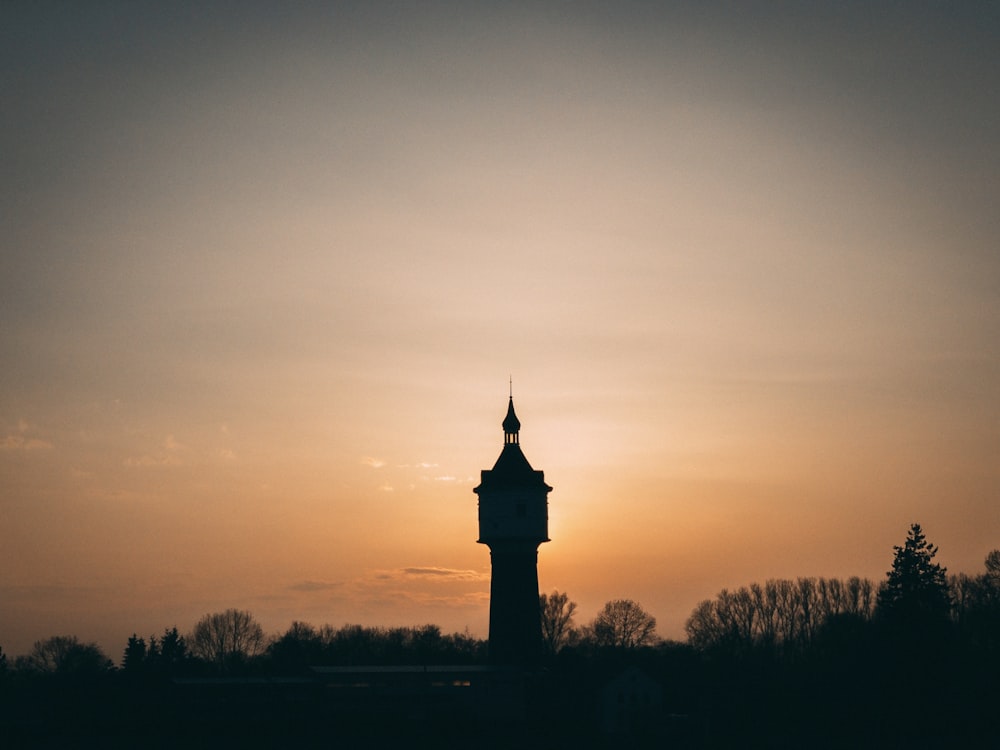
[877, 523, 951, 624]
[122, 634, 148, 672]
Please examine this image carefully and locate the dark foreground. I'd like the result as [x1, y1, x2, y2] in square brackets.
[2, 645, 997, 750]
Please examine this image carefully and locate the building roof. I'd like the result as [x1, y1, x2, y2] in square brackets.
[502, 397, 521, 435]
[474, 397, 552, 493]
[479, 443, 548, 490]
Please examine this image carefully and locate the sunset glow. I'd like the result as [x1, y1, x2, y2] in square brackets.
[2, 2, 998, 659]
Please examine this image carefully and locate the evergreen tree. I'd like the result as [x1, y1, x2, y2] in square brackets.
[875, 530, 956, 740]
[122, 634, 148, 672]
[156, 627, 188, 670]
[877, 523, 951, 625]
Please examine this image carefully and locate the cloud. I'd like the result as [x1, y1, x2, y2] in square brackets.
[377, 483, 394, 492]
[348, 565, 489, 606]
[388, 567, 487, 582]
[356, 588, 490, 611]
[283, 568, 490, 624]
[124, 434, 187, 467]
[289, 580, 343, 592]
[433, 475, 458, 482]
[361, 456, 386, 468]
[1, 420, 53, 451]
[1, 435, 53, 451]
[124, 453, 181, 467]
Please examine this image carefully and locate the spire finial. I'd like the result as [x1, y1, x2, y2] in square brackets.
[509, 375, 513, 400]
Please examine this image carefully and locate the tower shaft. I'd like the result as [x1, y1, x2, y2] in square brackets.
[487, 541, 543, 664]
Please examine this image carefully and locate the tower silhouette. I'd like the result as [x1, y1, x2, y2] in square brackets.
[474, 395, 552, 664]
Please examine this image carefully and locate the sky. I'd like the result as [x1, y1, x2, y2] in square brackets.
[2, 1, 998, 659]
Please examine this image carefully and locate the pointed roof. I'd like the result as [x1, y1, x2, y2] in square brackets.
[502, 397, 521, 436]
[476, 442, 550, 492]
[489, 442, 537, 480]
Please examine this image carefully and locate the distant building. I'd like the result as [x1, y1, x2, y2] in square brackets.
[474, 395, 552, 665]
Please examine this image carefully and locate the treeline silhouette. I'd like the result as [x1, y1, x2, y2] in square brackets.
[685, 575, 878, 653]
[1, 523, 997, 748]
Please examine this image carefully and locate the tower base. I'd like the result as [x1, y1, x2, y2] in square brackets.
[487, 541, 542, 665]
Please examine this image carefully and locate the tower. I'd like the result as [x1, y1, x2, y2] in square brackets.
[474, 395, 552, 664]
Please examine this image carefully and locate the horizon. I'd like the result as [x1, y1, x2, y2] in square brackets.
[2, 2, 998, 660]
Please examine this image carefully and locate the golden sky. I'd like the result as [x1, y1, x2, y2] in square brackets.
[2, 2, 998, 658]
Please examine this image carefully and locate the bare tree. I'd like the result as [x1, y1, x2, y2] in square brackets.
[16, 635, 111, 675]
[591, 599, 657, 649]
[985, 549, 1000, 580]
[951, 549, 1000, 651]
[686, 598, 731, 651]
[189, 609, 265, 672]
[539, 590, 577, 657]
[685, 577, 879, 653]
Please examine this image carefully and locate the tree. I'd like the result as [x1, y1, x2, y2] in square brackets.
[985, 549, 1000, 581]
[951, 549, 1000, 654]
[876, 523, 951, 625]
[539, 590, 577, 657]
[189, 609, 265, 672]
[155, 627, 189, 670]
[268, 621, 323, 670]
[17, 635, 112, 676]
[122, 634, 148, 672]
[591, 599, 657, 649]
[685, 577, 878, 654]
[310, 623, 485, 666]
[873, 525, 956, 740]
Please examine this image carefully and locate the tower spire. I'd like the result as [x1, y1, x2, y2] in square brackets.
[502, 391, 521, 444]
